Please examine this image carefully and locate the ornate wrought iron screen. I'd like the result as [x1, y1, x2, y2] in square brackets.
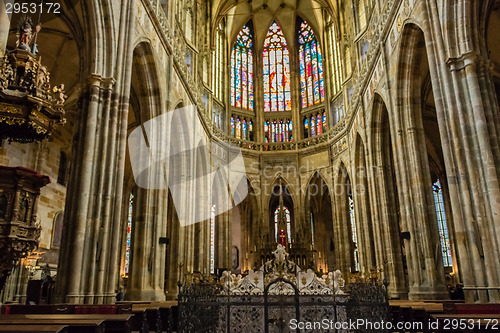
[178, 245, 390, 333]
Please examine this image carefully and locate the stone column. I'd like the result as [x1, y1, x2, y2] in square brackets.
[58, 75, 102, 304]
[127, 187, 165, 301]
[0, 1, 12, 57]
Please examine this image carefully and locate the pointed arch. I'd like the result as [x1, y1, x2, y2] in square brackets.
[306, 172, 334, 272]
[370, 94, 408, 298]
[333, 162, 360, 275]
[268, 177, 294, 244]
[353, 133, 376, 270]
[395, 23, 455, 300]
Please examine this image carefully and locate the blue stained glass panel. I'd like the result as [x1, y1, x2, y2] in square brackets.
[433, 180, 452, 267]
[349, 196, 359, 272]
[299, 21, 325, 108]
[263, 22, 291, 112]
[231, 25, 254, 111]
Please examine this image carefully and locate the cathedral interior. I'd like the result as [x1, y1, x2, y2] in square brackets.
[0, 0, 500, 330]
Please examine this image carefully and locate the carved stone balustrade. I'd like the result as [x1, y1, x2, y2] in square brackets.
[0, 166, 50, 292]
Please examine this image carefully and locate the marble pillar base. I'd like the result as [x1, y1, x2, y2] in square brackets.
[408, 285, 449, 301]
[126, 288, 165, 301]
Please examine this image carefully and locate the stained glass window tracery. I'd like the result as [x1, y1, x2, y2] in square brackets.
[433, 180, 452, 267]
[304, 112, 328, 138]
[348, 195, 359, 272]
[310, 212, 315, 247]
[231, 25, 254, 110]
[274, 205, 291, 244]
[213, 24, 225, 102]
[125, 193, 134, 275]
[327, 21, 343, 95]
[210, 204, 216, 274]
[263, 22, 291, 112]
[264, 119, 293, 143]
[299, 21, 325, 108]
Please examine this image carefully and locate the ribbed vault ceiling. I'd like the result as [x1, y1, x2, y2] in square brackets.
[213, 0, 338, 48]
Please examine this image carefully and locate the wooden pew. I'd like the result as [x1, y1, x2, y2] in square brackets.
[130, 308, 149, 333]
[132, 305, 161, 333]
[2, 303, 132, 315]
[6, 314, 133, 333]
[0, 325, 68, 333]
[0, 318, 105, 333]
[2, 304, 76, 315]
[444, 303, 500, 314]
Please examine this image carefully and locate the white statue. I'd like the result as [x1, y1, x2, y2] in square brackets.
[333, 270, 345, 294]
[272, 244, 288, 264]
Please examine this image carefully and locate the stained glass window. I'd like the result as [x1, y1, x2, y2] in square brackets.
[361, 40, 370, 62]
[433, 180, 452, 267]
[310, 212, 315, 247]
[185, 10, 193, 41]
[274, 205, 291, 243]
[317, 114, 322, 135]
[304, 113, 328, 138]
[231, 25, 254, 110]
[231, 116, 253, 140]
[348, 195, 359, 272]
[299, 21, 325, 108]
[264, 119, 293, 143]
[213, 24, 225, 102]
[210, 204, 216, 274]
[248, 120, 253, 140]
[327, 21, 343, 95]
[274, 208, 279, 241]
[236, 118, 241, 138]
[345, 47, 352, 78]
[333, 98, 345, 125]
[263, 22, 291, 112]
[358, 0, 367, 31]
[125, 193, 134, 275]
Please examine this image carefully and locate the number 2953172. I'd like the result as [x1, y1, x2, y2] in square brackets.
[6, 2, 61, 14]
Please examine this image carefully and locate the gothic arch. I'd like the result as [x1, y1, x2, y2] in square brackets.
[395, 23, 452, 300]
[305, 172, 334, 272]
[123, 41, 167, 301]
[268, 178, 295, 244]
[332, 162, 357, 276]
[353, 133, 376, 271]
[369, 95, 408, 298]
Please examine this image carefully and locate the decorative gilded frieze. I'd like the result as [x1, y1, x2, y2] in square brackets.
[0, 166, 50, 293]
[0, 16, 67, 143]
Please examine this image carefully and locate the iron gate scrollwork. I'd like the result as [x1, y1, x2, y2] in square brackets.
[178, 245, 389, 333]
[264, 278, 299, 333]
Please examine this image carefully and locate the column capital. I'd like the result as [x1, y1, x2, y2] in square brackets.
[87, 74, 104, 88]
[446, 52, 479, 71]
